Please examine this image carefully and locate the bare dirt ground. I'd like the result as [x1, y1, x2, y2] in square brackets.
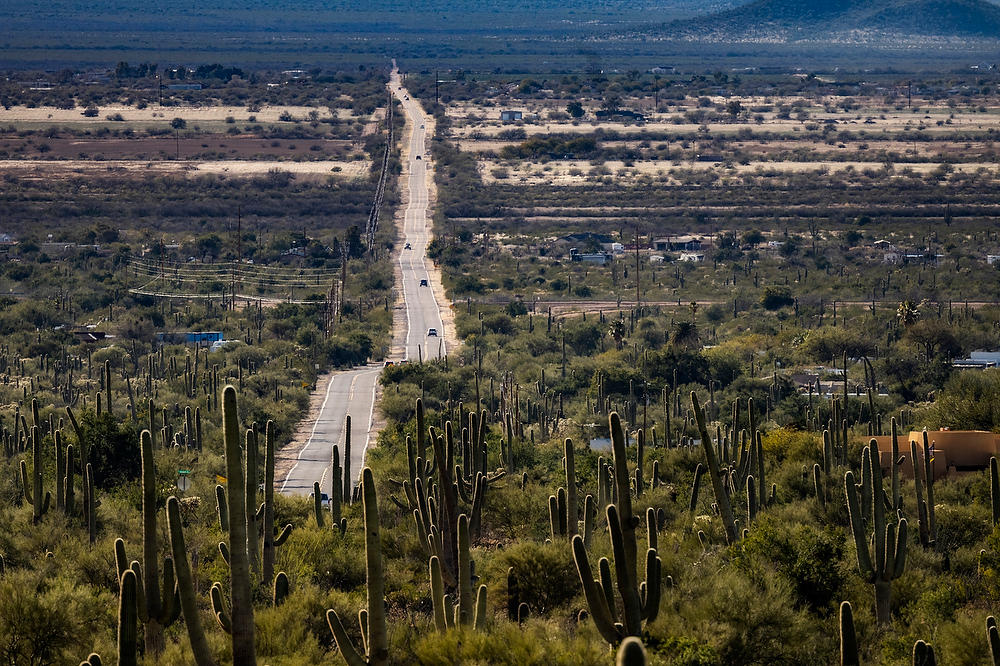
[478, 158, 999, 185]
[0, 158, 369, 180]
[0, 104, 359, 125]
[0, 135, 354, 161]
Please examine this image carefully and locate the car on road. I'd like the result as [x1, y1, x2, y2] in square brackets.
[427, 328, 438, 337]
[419, 279, 428, 286]
[404, 242, 411, 249]
[420, 124, 424, 129]
[415, 155, 421, 160]
[309, 491, 330, 507]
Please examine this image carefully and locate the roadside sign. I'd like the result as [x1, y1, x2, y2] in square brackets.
[177, 475, 190, 492]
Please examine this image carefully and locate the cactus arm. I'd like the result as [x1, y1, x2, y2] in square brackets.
[215, 485, 229, 532]
[571, 535, 621, 645]
[429, 556, 448, 632]
[166, 497, 217, 666]
[457, 513, 474, 626]
[869, 439, 887, 576]
[844, 471, 875, 582]
[987, 616, 1000, 666]
[473, 585, 488, 631]
[273, 571, 289, 606]
[840, 601, 859, 666]
[923, 435, 936, 542]
[20, 459, 32, 505]
[641, 549, 661, 623]
[210, 583, 232, 634]
[326, 608, 367, 666]
[608, 504, 642, 635]
[598, 557, 618, 624]
[118, 569, 138, 666]
[360, 467, 388, 665]
[565, 438, 578, 536]
[691, 393, 739, 544]
[891, 518, 908, 579]
[274, 524, 292, 546]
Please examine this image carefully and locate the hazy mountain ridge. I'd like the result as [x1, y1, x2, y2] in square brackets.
[668, 0, 1000, 40]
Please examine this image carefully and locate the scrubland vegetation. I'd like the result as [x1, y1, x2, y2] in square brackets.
[3, 61, 1000, 666]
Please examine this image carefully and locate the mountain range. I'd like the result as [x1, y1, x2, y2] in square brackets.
[666, 0, 1000, 40]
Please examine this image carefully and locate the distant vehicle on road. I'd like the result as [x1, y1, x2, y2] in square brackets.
[404, 242, 411, 249]
[427, 328, 438, 337]
[309, 491, 330, 507]
[419, 279, 428, 286]
[415, 155, 421, 160]
[383, 360, 394, 367]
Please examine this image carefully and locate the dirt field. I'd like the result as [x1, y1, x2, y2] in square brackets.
[0, 104, 360, 126]
[0, 135, 357, 161]
[0, 158, 370, 180]
[478, 158, 999, 185]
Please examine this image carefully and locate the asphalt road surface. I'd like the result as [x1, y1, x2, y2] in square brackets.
[393, 73, 447, 361]
[279, 66, 443, 496]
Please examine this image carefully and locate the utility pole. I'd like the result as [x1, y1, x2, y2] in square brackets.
[635, 228, 641, 312]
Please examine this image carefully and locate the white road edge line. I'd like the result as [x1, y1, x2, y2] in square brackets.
[279, 370, 342, 493]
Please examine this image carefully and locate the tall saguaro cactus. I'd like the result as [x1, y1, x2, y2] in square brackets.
[572, 412, 661, 645]
[326, 467, 388, 666]
[214, 386, 256, 665]
[20, 425, 50, 523]
[691, 393, 739, 544]
[845, 438, 907, 625]
[166, 496, 216, 666]
[138, 429, 180, 655]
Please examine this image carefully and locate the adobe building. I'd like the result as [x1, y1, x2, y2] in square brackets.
[876, 430, 1000, 481]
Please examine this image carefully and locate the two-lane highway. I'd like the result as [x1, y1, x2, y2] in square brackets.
[393, 75, 446, 361]
[279, 64, 446, 496]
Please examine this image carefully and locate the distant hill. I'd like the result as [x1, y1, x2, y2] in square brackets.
[668, 0, 1000, 40]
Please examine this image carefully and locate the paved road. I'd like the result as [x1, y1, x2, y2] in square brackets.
[392, 71, 447, 361]
[279, 366, 379, 496]
[280, 66, 444, 496]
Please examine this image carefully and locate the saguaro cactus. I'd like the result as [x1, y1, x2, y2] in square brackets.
[326, 467, 388, 666]
[840, 601, 859, 666]
[166, 496, 216, 666]
[212, 386, 256, 665]
[572, 411, 661, 645]
[118, 569, 138, 666]
[20, 425, 50, 523]
[691, 392, 739, 544]
[138, 429, 180, 655]
[845, 438, 907, 625]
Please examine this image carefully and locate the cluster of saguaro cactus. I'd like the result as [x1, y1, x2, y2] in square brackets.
[549, 437, 597, 544]
[428, 513, 488, 631]
[110, 429, 183, 656]
[573, 412, 661, 645]
[326, 467, 388, 666]
[400, 398, 501, 582]
[845, 437, 907, 625]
